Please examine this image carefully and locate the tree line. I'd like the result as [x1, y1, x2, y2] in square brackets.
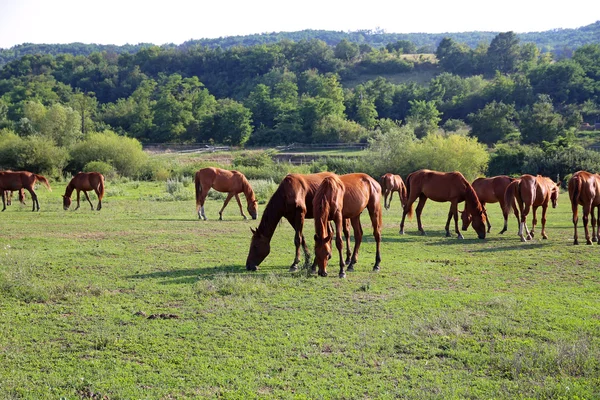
[0, 30, 600, 179]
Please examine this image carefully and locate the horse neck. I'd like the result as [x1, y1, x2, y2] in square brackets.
[314, 194, 331, 239]
[255, 188, 285, 239]
[64, 183, 75, 198]
[463, 181, 483, 213]
[241, 178, 256, 204]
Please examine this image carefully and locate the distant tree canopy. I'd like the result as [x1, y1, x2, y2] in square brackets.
[0, 27, 599, 182]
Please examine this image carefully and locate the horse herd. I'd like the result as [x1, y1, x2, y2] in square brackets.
[0, 170, 105, 212]
[2, 167, 598, 278]
[195, 167, 598, 278]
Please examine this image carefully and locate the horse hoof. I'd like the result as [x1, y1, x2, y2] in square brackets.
[542, 235, 548, 240]
[446, 232, 452, 238]
[457, 235, 464, 240]
[586, 240, 592, 245]
[399, 230, 404, 235]
[246, 265, 258, 271]
[318, 271, 328, 277]
[339, 273, 346, 278]
[347, 265, 355, 272]
[289, 265, 299, 272]
[372, 266, 380, 272]
[573, 240, 579, 245]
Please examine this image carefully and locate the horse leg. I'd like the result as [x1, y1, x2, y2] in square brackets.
[387, 192, 393, 210]
[520, 204, 531, 242]
[218, 193, 235, 220]
[368, 205, 382, 271]
[334, 218, 346, 278]
[444, 204, 453, 237]
[196, 182, 209, 220]
[94, 188, 102, 211]
[1, 191, 6, 211]
[540, 204, 549, 239]
[572, 203, 580, 245]
[383, 191, 389, 210]
[415, 195, 428, 235]
[346, 217, 363, 272]
[582, 204, 592, 245]
[83, 190, 94, 211]
[27, 188, 39, 211]
[591, 206, 597, 242]
[290, 210, 309, 272]
[343, 219, 352, 265]
[529, 206, 538, 240]
[481, 202, 491, 233]
[452, 202, 464, 239]
[233, 193, 248, 220]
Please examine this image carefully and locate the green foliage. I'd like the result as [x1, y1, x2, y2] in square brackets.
[83, 161, 116, 179]
[69, 130, 148, 177]
[312, 114, 368, 143]
[468, 101, 518, 144]
[519, 95, 565, 144]
[232, 150, 275, 169]
[0, 128, 69, 174]
[487, 143, 545, 176]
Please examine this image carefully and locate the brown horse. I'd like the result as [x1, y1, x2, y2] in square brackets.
[503, 174, 559, 242]
[469, 175, 518, 234]
[568, 170, 600, 245]
[63, 172, 105, 211]
[246, 172, 382, 273]
[194, 167, 258, 220]
[380, 173, 407, 210]
[3, 189, 25, 206]
[313, 175, 346, 278]
[0, 171, 52, 211]
[399, 169, 487, 239]
[246, 172, 335, 271]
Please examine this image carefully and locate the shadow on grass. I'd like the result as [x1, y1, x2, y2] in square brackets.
[126, 264, 271, 284]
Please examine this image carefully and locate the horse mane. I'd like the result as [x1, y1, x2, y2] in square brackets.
[240, 173, 256, 202]
[254, 176, 289, 239]
[462, 177, 483, 214]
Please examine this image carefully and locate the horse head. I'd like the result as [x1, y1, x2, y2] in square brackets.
[313, 233, 332, 276]
[247, 199, 258, 220]
[460, 208, 486, 239]
[245, 227, 270, 271]
[62, 195, 72, 210]
[550, 182, 560, 209]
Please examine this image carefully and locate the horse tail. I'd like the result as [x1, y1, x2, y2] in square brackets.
[194, 172, 202, 208]
[504, 179, 520, 217]
[98, 174, 105, 199]
[399, 178, 408, 207]
[405, 173, 413, 220]
[34, 174, 52, 191]
[569, 173, 582, 212]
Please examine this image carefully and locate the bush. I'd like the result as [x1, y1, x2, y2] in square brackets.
[83, 161, 117, 180]
[0, 129, 69, 175]
[69, 130, 148, 177]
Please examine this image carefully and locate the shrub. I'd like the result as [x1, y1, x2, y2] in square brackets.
[0, 129, 69, 175]
[83, 161, 117, 180]
[69, 130, 148, 177]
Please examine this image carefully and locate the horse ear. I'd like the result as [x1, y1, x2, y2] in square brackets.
[458, 209, 464, 215]
[250, 227, 256, 234]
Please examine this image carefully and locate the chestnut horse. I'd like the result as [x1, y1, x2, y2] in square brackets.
[0, 171, 51, 211]
[194, 168, 258, 220]
[380, 173, 407, 210]
[3, 189, 25, 206]
[246, 172, 335, 271]
[568, 171, 600, 245]
[469, 175, 518, 234]
[63, 172, 105, 211]
[246, 172, 382, 273]
[399, 169, 487, 239]
[503, 174, 559, 242]
[313, 175, 346, 278]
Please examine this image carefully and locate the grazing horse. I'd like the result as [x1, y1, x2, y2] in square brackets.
[568, 171, 600, 245]
[246, 172, 382, 273]
[246, 172, 335, 271]
[63, 172, 105, 211]
[313, 175, 346, 278]
[3, 189, 25, 206]
[503, 175, 559, 242]
[194, 167, 258, 220]
[380, 173, 407, 210]
[469, 175, 518, 234]
[0, 171, 52, 211]
[399, 169, 487, 239]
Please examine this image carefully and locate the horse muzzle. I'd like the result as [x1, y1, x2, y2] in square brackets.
[245, 263, 258, 271]
[478, 233, 486, 240]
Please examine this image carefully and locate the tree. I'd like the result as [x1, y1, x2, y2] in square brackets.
[70, 90, 97, 134]
[334, 39, 359, 61]
[468, 101, 517, 145]
[435, 38, 474, 75]
[519, 95, 565, 144]
[485, 32, 520, 74]
[202, 99, 252, 146]
[406, 100, 441, 138]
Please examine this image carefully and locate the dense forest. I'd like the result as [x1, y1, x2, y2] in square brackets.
[1, 24, 600, 180]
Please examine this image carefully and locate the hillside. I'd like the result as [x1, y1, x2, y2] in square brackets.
[1, 21, 599, 68]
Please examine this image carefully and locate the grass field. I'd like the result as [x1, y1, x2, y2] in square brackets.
[0, 180, 598, 399]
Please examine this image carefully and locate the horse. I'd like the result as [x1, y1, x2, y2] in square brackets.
[246, 172, 335, 271]
[194, 167, 258, 220]
[313, 175, 346, 278]
[380, 173, 407, 210]
[567, 171, 600, 245]
[3, 189, 25, 206]
[469, 175, 518, 234]
[503, 174, 559, 242]
[62, 172, 105, 211]
[399, 169, 487, 239]
[0, 171, 52, 211]
[246, 172, 382, 273]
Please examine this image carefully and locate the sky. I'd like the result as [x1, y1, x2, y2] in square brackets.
[0, 0, 599, 49]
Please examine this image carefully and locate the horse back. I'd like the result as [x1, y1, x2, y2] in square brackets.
[339, 173, 381, 218]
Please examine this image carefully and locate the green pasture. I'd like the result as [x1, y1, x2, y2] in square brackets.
[0, 181, 598, 399]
